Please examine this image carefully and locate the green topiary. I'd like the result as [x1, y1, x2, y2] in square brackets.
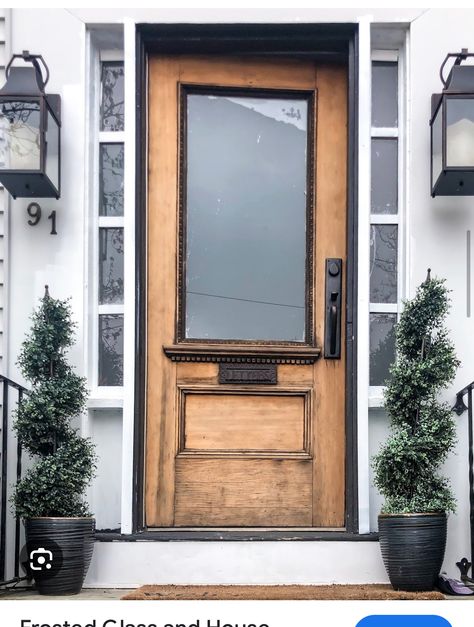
[372, 270, 459, 514]
[12, 287, 96, 519]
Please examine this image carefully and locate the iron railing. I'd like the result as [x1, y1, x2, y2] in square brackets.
[454, 381, 474, 582]
[0, 374, 27, 584]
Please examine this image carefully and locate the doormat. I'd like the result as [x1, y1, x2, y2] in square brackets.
[121, 585, 444, 601]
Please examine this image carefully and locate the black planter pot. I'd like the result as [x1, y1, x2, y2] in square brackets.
[378, 513, 447, 592]
[25, 517, 95, 595]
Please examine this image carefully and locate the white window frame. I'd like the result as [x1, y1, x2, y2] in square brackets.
[369, 47, 407, 408]
[85, 41, 125, 407]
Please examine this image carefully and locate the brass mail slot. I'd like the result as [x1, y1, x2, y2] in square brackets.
[218, 363, 277, 385]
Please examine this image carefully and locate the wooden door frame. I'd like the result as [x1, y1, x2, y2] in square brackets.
[131, 23, 360, 539]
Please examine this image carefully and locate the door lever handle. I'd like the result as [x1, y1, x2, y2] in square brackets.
[324, 259, 342, 359]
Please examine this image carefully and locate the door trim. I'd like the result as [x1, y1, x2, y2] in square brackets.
[133, 22, 359, 537]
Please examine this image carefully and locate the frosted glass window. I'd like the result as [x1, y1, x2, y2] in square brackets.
[370, 313, 397, 386]
[184, 91, 310, 342]
[372, 62, 398, 127]
[99, 228, 124, 304]
[99, 315, 124, 386]
[99, 144, 124, 216]
[100, 62, 124, 132]
[370, 225, 398, 303]
[371, 139, 398, 214]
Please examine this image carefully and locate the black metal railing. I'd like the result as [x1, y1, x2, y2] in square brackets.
[454, 381, 474, 582]
[0, 374, 27, 584]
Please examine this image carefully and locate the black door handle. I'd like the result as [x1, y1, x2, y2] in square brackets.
[330, 300, 338, 355]
[324, 259, 342, 359]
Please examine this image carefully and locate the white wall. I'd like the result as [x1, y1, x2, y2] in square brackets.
[3, 7, 474, 586]
[406, 7, 474, 578]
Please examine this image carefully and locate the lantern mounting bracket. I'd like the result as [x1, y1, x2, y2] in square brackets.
[439, 48, 474, 89]
[5, 50, 50, 92]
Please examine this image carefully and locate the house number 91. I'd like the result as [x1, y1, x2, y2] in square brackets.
[27, 202, 57, 235]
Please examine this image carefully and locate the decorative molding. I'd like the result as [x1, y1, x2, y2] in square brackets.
[176, 83, 316, 345]
[176, 383, 313, 458]
[163, 344, 321, 364]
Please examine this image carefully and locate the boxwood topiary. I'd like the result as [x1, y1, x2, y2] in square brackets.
[372, 270, 460, 514]
[12, 287, 96, 519]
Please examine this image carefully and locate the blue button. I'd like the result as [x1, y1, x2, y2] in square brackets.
[357, 617, 452, 627]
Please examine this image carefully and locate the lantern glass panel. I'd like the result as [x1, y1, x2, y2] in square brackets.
[446, 97, 474, 167]
[45, 107, 59, 190]
[432, 104, 443, 186]
[0, 99, 41, 171]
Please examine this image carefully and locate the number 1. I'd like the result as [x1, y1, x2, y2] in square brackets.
[48, 210, 57, 235]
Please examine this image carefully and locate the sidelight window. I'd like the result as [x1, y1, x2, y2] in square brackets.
[369, 55, 402, 393]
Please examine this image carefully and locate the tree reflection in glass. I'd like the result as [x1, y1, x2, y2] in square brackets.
[370, 313, 397, 386]
[99, 144, 124, 216]
[99, 228, 124, 304]
[99, 314, 123, 386]
[370, 224, 398, 303]
[100, 62, 124, 132]
[0, 100, 41, 170]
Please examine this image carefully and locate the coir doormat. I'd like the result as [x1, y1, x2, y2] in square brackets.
[121, 585, 444, 601]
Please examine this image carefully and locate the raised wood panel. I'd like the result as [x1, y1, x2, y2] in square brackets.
[182, 393, 306, 452]
[174, 458, 313, 526]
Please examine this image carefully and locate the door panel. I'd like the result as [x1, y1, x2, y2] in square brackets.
[146, 56, 347, 528]
[182, 392, 307, 452]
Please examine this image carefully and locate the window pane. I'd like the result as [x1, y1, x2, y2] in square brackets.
[99, 314, 123, 386]
[100, 62, 124, 132]
[0, 100, 41, 170]
[99, 228, 124, 304]
[99, 143, 124, 216]
[370, 224, 398, 303]
[432, 105, 443, 185]
[371, 139, 398, 214]
[184, 92, 309, 342]
[446, 97, 474, 166]
[372, 62, 398, 127]
[45, 108, 59, 190]
[370, 313, 397, 386]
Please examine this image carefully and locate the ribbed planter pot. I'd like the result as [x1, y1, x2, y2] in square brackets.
[378, 513, 447, 592]
[25, 517, 95, 595]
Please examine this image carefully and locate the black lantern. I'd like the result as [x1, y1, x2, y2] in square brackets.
[0, 51, 60, 199]
[431, 49, 474, 197]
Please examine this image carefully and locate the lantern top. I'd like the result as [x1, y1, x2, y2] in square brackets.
[0, 51, 50, 98]
[431, 50, 474, 122]
[440, 49, 474, 92]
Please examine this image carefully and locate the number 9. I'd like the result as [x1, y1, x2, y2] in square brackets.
[27, 202, 42, 226]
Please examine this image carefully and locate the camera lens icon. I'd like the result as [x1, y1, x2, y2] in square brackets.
[29, 547, 54, 571]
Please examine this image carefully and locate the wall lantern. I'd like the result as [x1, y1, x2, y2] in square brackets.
[0, 51, 60, 199]
[431, 49, 474, 197]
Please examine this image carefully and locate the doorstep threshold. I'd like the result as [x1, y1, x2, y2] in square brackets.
[95, 529, 379, 542]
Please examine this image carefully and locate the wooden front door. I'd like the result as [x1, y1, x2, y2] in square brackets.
[145, 55, 347, 528]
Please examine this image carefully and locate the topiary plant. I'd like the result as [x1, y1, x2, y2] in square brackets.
[12, 286, 96, 519]
[372, 270, 459, 514]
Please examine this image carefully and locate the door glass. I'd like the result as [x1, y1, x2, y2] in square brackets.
[183, 90, 311, 342]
